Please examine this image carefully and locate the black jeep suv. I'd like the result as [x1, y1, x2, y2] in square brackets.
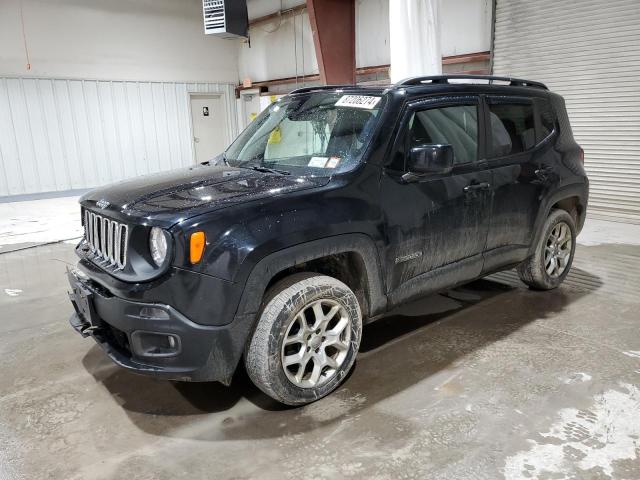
[68, 75, 588, 405]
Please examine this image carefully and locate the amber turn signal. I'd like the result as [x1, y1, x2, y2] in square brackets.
[190, 231, 206, 264]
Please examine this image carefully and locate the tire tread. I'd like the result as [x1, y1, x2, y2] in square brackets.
[245, 273, 361, 405]
[517, 209, 576, 290]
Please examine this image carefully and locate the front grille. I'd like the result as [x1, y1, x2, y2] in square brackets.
[83, 210, 129, 270]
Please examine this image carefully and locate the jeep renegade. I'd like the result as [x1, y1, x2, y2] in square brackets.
[67, 75, 588, 405]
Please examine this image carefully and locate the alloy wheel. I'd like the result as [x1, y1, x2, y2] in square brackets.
[281, 299, 351, 388]
[544, 221, 573, 278]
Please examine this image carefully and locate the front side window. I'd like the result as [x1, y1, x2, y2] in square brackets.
[488, 101, 536, 157]
[408, 104, 478, 164]
[225, 92, 385, 175]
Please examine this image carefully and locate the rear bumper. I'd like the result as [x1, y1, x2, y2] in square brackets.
[67, 268, 253, 383]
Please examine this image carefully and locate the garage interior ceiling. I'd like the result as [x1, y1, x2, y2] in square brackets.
[493, 0, 640, 223]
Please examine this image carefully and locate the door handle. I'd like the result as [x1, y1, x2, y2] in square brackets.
[535, 166, 554, 176]
[534, 165, 556, 183]
[463, 182, 491, 193]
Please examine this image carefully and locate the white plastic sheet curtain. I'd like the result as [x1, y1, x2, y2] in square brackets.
[389, 0, 442, 83]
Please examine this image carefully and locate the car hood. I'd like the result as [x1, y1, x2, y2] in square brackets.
[80, 165, 328, 226]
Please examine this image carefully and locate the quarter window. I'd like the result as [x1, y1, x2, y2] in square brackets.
[408, 105, 478, 164]
[488, 102, 536, 157]
[536, 98, 555, 142]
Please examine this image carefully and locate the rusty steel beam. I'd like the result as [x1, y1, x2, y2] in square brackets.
[307, 0, 356, 85]
[442, 51, 491, 65]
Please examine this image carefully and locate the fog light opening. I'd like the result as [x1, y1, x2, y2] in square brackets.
[131, 331, 181, 357]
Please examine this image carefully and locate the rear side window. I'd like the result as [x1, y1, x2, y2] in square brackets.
[488, 101, 535, 157]
[536, 98, 555, 142]
[408, 105, 478, 164]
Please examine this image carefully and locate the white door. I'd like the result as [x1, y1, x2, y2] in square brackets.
[493, 0, 640, 223]
[190, 94, 227, 164]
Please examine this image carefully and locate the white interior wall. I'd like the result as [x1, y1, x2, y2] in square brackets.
[0, 0, 240, 83]
[247, 0, 307, 19]
[356, 0, 391, 68]
[441, 0, 492, 57]
[240, 8, 318, 83]
[0, 0, 242, 197]
[241, 0, 492, 82]
[0, 78, 237, 196]
[367, 0, 492, 59]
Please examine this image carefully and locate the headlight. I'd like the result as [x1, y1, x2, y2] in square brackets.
[149, 227, 168, 266]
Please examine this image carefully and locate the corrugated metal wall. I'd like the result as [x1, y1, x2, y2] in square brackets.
[0, 78, 238, 197]
[492, 0, 640, 223]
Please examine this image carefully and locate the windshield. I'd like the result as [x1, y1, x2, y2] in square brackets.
[225, 92, 385, 175]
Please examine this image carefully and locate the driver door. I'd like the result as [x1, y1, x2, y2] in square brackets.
[380, 96, 493, 304]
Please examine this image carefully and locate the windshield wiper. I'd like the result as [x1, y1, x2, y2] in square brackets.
[249, 165, 290, 175]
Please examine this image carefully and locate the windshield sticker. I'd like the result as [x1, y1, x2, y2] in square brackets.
[325, 156, 341, 168]
[308, 156, 329, 167]
[267, 127, 282, 144]
[335, 95, 381, 109]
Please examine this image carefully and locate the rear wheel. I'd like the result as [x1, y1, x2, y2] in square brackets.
[245, 273, 362, 406]
[517, 209, 576, 290]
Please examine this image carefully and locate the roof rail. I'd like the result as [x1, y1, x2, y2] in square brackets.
[396, 74, 548, 90]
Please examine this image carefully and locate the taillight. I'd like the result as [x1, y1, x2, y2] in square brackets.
[579, 148, 584, 165]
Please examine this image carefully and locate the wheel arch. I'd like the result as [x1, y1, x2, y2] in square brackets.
[528, 183, 588, 256]
[235, 234, 387, 320]
[552, 196, 584, 227]
[216, 235, 386, 386]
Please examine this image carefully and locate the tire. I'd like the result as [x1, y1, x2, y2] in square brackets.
[517, 209, 576, 290]
[245, 273, 362, 406]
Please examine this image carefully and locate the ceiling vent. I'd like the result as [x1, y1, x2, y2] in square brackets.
[202, 0, 248, 38]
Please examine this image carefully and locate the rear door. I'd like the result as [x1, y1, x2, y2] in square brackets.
[483, 96, 547, 259]
[381, 96, 493, 299]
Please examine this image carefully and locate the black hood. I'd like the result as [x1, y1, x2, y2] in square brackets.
[80, 165, 328, 226]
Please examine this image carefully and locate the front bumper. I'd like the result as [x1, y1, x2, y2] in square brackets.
[67, 268, 253, 383]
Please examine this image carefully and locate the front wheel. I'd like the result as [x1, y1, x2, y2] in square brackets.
[517, 209, 576, 290]
[245, 273, 362, 406]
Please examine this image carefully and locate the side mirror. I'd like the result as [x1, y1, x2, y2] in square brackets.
[403, 144, 454, 181]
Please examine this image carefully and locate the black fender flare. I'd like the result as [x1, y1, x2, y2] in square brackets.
[235, 233, 387, 319]
[528, 182, 588, 256]
[215, 234, 387, 384]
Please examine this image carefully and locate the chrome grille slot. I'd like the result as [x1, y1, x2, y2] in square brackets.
[83, 209, 129, 270]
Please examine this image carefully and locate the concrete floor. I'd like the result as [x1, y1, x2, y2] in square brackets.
[1, 221, 640, 479]
[0, 196, 83, 253]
